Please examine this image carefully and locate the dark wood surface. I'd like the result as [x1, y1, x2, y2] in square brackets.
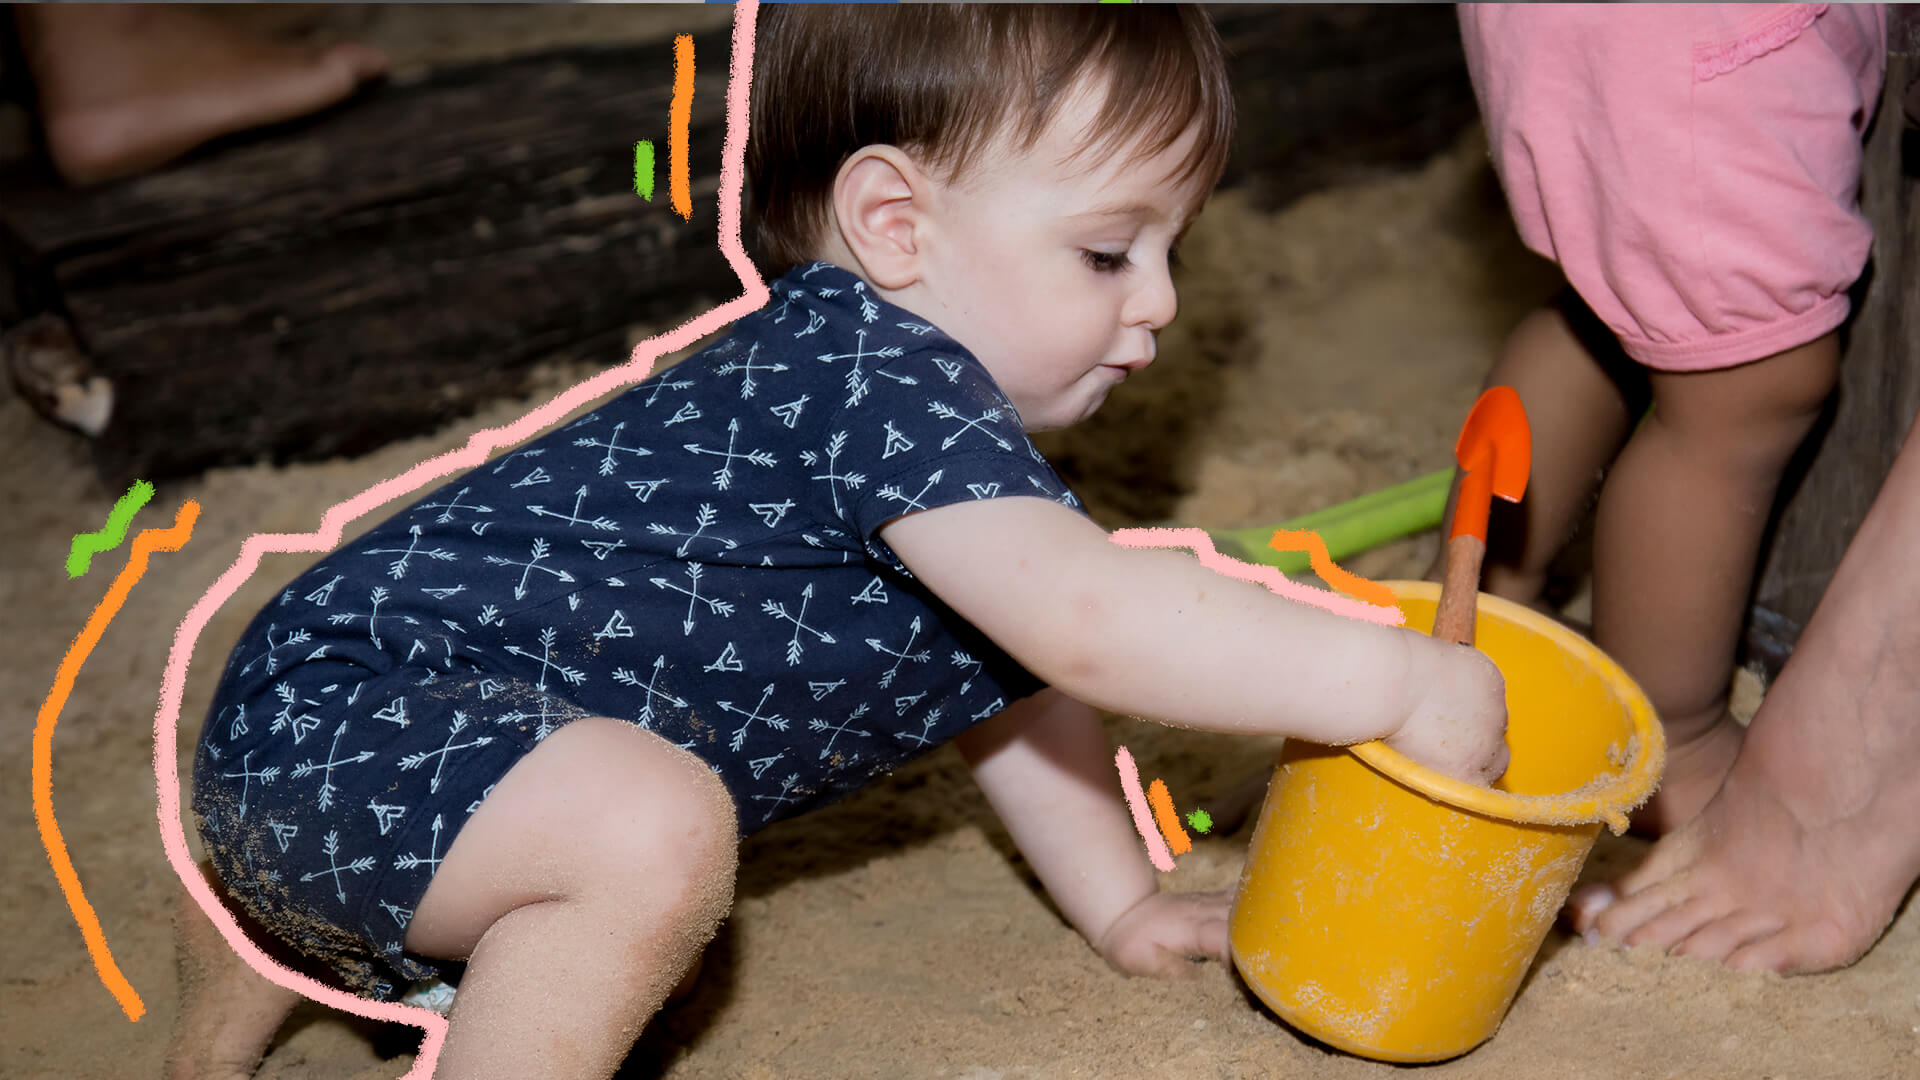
[1747, 28, 1920, 671]
[0, 29, 739, 486]
[0, 6, 1478, 487]
[1207, 4, 1479, 209]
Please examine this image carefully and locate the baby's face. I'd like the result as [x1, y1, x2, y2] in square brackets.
[909, 90, 1209, 431]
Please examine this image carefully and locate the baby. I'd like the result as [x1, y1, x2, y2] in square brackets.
[169, 8, 1508, 1079]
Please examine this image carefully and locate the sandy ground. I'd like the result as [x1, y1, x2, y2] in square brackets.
[7, 6, 1920, 1080]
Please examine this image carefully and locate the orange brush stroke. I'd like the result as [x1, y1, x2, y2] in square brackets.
[1146, 778, 1191, 856]
[670, 33, 694, 221]
[1267, 528, 1395, 609]
[1106, 527, 1400, 626]
[34, 498, 200, 1021]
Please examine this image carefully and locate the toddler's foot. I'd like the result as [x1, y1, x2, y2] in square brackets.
[1567, 629, 1920, 972]
[165, 886, 302, 1080]
[19, 4, 387, 186]
[1628, 707, 1743, 835]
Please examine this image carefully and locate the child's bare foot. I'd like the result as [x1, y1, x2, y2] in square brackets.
[16, 4, 387, 186]
[1568, 627, 1920, 971]
[166, 881, 302, 1080]
[1570, 410, 1920, 974]
[1628, 707, 1744, 835]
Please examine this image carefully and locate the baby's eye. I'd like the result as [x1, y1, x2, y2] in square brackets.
[1081, 249, 1132, 274]
[1168, 246, 1184, 271]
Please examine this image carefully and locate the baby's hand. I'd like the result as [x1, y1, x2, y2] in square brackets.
[1385, 636, 1510, 785]
[1093, 890, 1231, 979]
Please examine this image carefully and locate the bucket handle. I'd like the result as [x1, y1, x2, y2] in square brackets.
[1347, 718, 1664, 834]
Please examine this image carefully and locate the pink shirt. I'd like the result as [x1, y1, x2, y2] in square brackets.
[1459, 3, 1886, 370]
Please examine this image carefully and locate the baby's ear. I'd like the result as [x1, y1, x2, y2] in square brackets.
[831, 147, 926, 291]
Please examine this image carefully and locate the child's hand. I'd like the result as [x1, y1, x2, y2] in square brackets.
[1093, 890, 1231, 979]
[1385, 637, 1510, 785]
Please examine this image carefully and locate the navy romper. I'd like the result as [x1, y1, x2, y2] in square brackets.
[191, 262, 1087, 997]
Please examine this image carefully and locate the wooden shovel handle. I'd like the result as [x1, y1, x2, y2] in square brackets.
[1433, 533, 1486, 646]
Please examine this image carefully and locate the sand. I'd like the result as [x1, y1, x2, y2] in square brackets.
[6, 7, 1918, 1079]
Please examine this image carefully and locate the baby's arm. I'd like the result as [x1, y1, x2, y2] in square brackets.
[952, 687, 1228, 978]
[882, 496, 1506, 782]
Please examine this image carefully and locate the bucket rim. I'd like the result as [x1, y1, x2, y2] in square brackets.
[1345, 580, 1666, 834]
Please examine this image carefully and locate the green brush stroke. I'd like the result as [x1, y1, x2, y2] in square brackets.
[68, 480, 155, 579]
[1186, 808, 1213, 834]
[634, 140, 655, 201]
[1209, 467, 1454, 575]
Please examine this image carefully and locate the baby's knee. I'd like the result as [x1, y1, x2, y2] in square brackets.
[639, 754, 740, 923]
[559, 727, 739, 982]
[556, 720, 740, 908]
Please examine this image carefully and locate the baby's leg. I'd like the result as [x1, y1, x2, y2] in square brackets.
[1593, 332, 1839, 833]
[1428, 295, 1639, 609]
[165, 866, 303, 1080]
[404, 716, 738, 1080]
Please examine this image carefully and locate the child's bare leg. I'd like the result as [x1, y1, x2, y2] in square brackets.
[1426, 296, 1637, 608]
[1570, 408, 1920, 972]
[13, 4, 386, 186]
[1592, 332, 1839, 833]
[165, 866, 302, 1080]
[404, 717, 738, 1080]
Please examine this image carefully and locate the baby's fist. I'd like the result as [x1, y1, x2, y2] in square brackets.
[1094, 890, 1231, 979]
[1386, 637, 1510, 785]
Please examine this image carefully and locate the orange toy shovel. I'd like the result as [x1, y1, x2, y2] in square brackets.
[1432, 386, 1531, 647]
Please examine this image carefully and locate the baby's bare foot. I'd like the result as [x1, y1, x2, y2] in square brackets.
[18, 4, 386, 186]
[166, 886, 302, 1080]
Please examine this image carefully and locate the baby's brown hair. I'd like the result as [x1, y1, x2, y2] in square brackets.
[747, 4, 1235, 273]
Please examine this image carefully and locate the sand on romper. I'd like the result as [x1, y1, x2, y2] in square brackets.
[4, 6, 1918, 1079]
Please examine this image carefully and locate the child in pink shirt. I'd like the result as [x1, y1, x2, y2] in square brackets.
[1448, 3, 1886, 831]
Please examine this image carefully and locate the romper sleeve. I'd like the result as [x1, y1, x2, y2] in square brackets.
[818, 338, 1078, 705]
[827, 341, 1087, 571]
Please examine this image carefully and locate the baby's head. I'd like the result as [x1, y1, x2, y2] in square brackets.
[749, 6, 1235, 430]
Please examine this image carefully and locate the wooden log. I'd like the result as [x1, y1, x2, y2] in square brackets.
[0, 7, 1478, 486]
[0, 31, 738, 485]
[1747, 18, 1920, 673]
[1207, 4, 1478, 208]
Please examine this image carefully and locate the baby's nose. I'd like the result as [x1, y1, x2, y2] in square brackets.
[1131, 276, 1178, 330]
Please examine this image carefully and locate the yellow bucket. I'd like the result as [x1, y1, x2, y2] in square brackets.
[1228, 580, 1664, 1062]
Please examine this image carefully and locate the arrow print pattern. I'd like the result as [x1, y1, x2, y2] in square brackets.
[191, 262, 1084, 1001]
